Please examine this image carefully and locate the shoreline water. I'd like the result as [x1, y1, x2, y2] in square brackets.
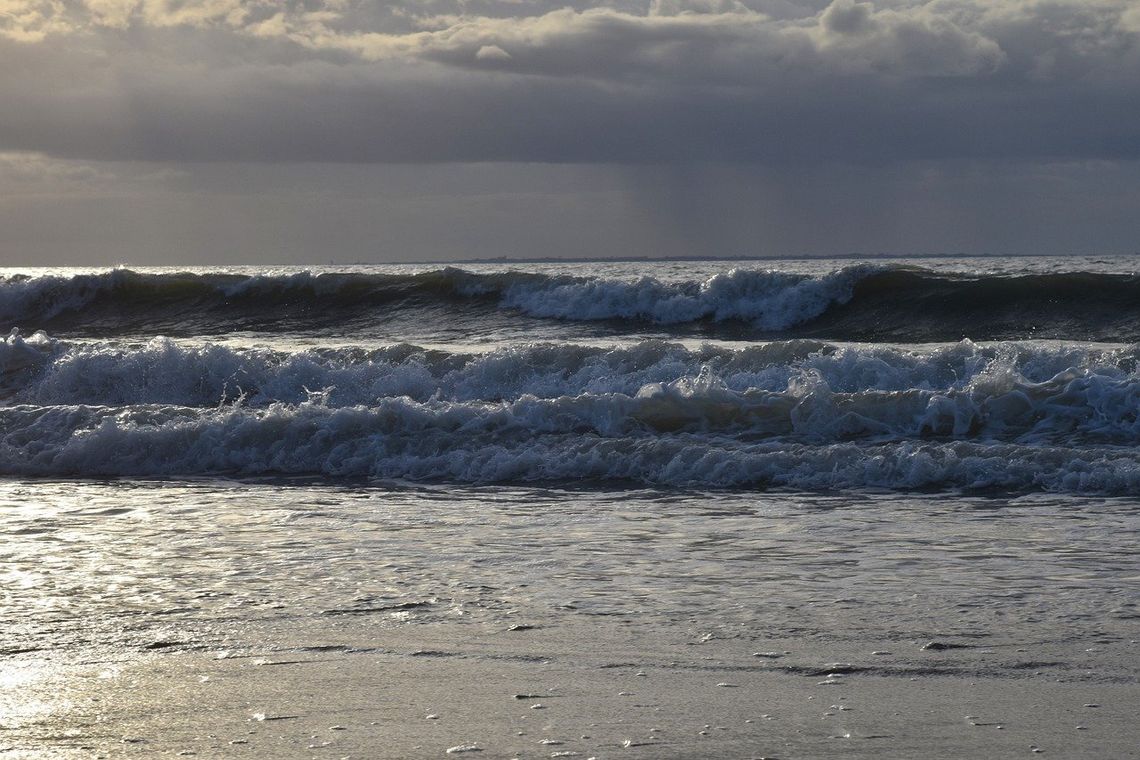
[3, 480, 1138, 757]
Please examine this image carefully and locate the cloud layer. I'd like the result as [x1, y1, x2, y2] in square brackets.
[1, 0, 1138, 164]
[2, 1, 1137, 264]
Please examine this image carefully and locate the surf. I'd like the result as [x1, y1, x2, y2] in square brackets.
[5, 264, 1140, 342]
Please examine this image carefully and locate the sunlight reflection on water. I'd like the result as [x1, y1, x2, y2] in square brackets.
[3, 479, 1137, 659]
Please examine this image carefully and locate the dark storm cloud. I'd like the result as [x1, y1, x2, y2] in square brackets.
[1, 0, 1138, 165]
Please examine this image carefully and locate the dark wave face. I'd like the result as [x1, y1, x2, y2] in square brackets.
[798, 269, 1140, 343]
[0, 268, 514, 340]
[3, 265, 1139, 342]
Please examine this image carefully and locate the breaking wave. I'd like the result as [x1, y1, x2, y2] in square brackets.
[6, 330, 1140, 490]
[3, 265, 1140, 341]
[3, 402, 1139, 490]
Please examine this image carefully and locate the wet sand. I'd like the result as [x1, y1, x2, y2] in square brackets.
[5, 620, 1137, 759]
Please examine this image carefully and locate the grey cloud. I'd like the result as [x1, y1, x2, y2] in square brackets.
[820, 0, 872, 34]
[0, 0, 1137, 165]
[266, 3, 1006, 81]
[0, 151, 118, 187]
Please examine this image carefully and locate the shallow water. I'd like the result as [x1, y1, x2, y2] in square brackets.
[4, 478, 1136, 687]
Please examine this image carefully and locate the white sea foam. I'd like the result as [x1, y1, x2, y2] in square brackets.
[498, 266, 875, 327]
[5, 339, 1140, 442]
[5, 333, 1138, 408]
[3, 368, 1140, 488]
[2, 399, 1139, 490]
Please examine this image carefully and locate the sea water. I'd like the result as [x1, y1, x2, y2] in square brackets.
[1, 256, 1138, 695]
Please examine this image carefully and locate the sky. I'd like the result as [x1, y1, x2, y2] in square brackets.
[1, 0, 1138, 265]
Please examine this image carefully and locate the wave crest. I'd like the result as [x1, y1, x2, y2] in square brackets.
[5, 265, 1140, 341]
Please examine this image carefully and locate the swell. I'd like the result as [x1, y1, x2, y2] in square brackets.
[0, 267, 514, 338]
[801, 269, 1140, 343]
[3, 266, 1140, 341]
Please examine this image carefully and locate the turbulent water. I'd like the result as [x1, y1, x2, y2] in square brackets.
[3, 256, 1140, 491]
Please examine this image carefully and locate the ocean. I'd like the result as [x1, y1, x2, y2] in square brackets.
[2, 256, 1138, 757]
